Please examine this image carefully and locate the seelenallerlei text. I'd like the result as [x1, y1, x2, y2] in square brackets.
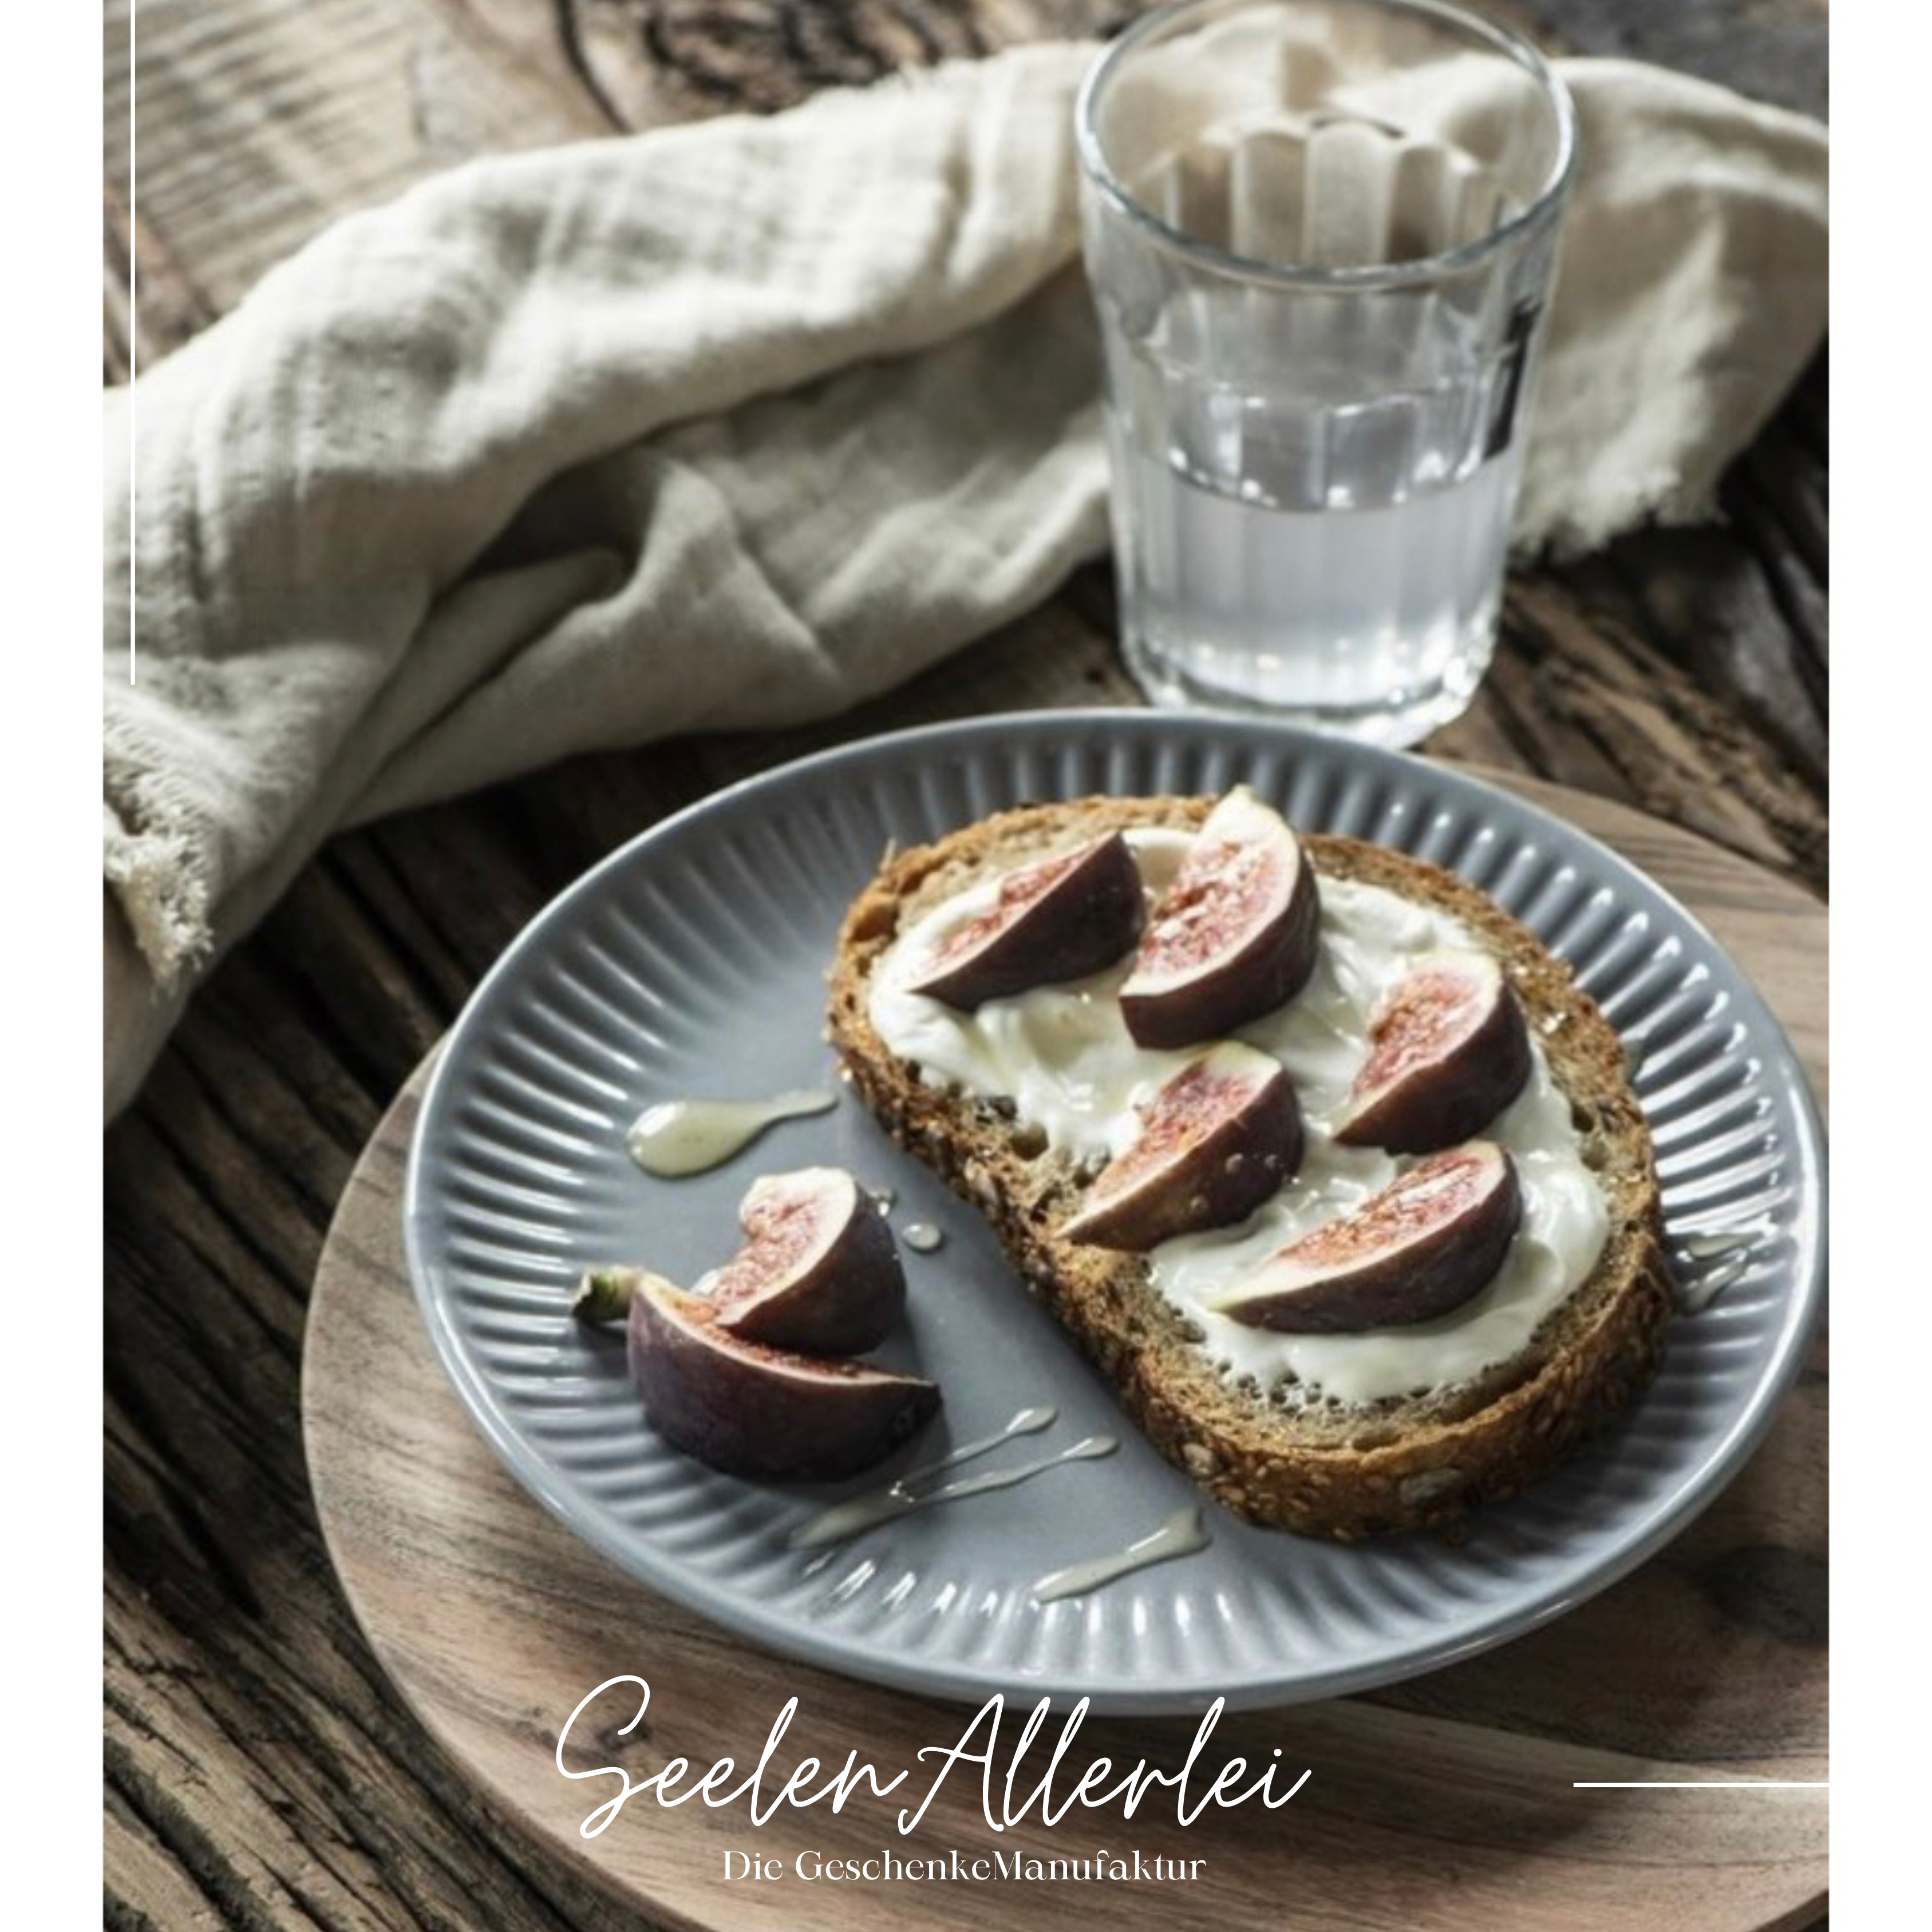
[556, 1677, 1311, 1842]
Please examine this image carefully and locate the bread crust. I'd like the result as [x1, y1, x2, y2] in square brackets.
[828, 796, 1673, 1539]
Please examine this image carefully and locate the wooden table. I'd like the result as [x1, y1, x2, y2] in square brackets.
[102, 5, 1827, 1928]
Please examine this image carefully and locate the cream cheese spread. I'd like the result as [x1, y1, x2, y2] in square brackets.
[868, 828, 1610, 1406]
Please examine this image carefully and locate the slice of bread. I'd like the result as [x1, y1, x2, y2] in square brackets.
[828, 795, 1674, 1540]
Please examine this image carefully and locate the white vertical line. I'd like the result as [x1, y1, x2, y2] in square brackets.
[129, 0, 138, 685]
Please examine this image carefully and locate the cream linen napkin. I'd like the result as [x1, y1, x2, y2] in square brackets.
[103, 44, 1827, 1118]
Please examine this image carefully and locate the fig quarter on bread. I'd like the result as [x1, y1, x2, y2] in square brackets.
[1213, 1143, 1522, 1332]
[1335, 950, 1531, 1153]
[904, 831, 1143, 1009]
[1061, 1042, 1303, 1253]
[1119, 788, 1321, 1049]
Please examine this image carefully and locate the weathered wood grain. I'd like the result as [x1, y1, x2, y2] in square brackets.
[103, 3, 1828, 1928]
[298, 776, 1826, 1932]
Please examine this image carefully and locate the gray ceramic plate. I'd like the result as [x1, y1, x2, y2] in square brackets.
[404, 713, 1826, 1714]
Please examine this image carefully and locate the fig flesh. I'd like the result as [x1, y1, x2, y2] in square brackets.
[906, 832, 1144, 1009]
[710, 1167, 904, 1354]
[1119, 788, 1321, 1049]
[1062, 1043, 1303, 1251]
[1335, 950, 1531, 1153]
[627, 1273, 941, 1481]
[1214, 1143, 1522, 1332]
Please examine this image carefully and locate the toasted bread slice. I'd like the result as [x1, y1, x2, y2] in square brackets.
[828, 795, 1673, 1539]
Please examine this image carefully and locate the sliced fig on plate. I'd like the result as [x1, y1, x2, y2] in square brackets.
[710, 1167, 904, 1354]
[627, 1273, 941, 1481]
[1335, 950, 1530, 1153]
[906, 832, 1143, 1009]
[1062, 1042, 1302, 1251]
[1213, 1143, 1522, 1333]
[1119, 788, 1321, 1049]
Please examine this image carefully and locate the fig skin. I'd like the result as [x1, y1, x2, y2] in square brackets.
[627, 1273, 941, 1481]
[1062, 1043, 1303, 1252]
[711, 1168, 905, 1354]
[907, 832, 1144, 1009]
[1335, 950, 1531, 1154]
[1119, 788, 1321, 1050]
[1214, 1143, 1522, 1333]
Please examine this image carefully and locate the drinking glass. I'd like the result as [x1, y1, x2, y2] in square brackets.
[1076, 0, 1575, 744]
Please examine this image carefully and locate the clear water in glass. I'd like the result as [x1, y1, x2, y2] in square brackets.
[1104, 298, 1523, 744]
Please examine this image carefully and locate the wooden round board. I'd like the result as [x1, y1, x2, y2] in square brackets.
[304, 771, 1827, 1932]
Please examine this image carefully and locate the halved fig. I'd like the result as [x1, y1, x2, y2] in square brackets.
[1119, 788, 1321, 1049]
[905, 832, 1143, 1009]
[1213, 1143, 1522, 1332]
[1336, 950, 1531, 1152]
[627, 1273, 941, 1481]
[1062, 1043, 1303, 1251]
[710, 1167, 904, 1354]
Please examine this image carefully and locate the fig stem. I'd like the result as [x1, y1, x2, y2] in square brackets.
[572, 1266, 643, 1325]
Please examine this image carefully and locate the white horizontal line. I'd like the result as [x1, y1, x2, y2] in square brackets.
[1573, 1781, 1828, 1789]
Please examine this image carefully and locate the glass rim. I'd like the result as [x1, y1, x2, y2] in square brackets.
[1073, 0, 1578, 293]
